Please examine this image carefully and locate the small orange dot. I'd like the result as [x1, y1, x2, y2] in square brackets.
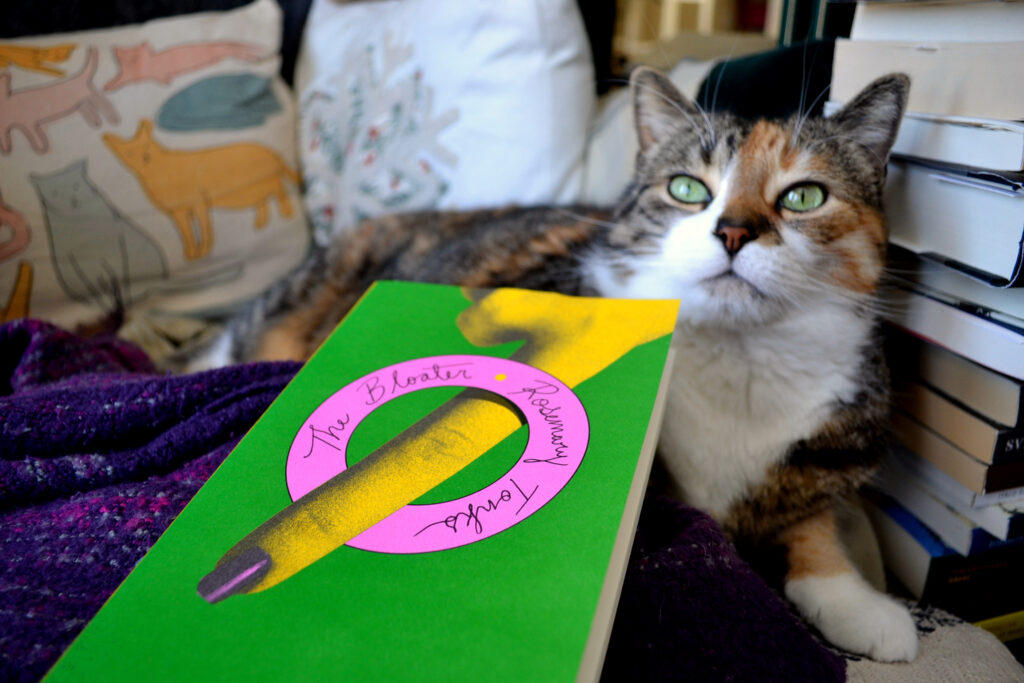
[495, 374, 507, 381]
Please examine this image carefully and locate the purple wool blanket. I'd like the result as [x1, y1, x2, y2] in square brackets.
[0, 319, 845, 682]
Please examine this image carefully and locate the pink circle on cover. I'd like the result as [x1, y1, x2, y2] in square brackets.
[286, 355, 589, 553]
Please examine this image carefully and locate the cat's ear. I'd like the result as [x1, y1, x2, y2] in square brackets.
[830, 73, 909, 164]
[52, 44, 76, 60]
[136, 119, 154, 138]
[631, 66, 704, 152]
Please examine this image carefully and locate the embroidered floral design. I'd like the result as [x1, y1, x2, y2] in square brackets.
[300, 32, 459, 244]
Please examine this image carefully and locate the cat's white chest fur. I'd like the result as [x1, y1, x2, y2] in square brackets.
[657, 306, 871, 519]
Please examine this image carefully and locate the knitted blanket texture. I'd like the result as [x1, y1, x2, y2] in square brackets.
[0, 319, 844, 682]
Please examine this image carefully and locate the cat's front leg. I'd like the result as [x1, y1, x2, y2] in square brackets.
[273, 178, 295, 220]
[78, 99, 102, 128]
[194, 206, 214, 259]
[26, 123, 52, 154]
[780, 507, 918, 662]
[170, 208, 199, 261]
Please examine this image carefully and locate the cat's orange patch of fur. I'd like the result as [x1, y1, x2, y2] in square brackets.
[727, 121, 887, 291]
[252, 324, 309, 362]
[719, 122, 787, 245]
[779, 508, 854, 580]
[254, 284, 353, 361]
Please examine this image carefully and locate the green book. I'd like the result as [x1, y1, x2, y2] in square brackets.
[47, 281, 678, 682]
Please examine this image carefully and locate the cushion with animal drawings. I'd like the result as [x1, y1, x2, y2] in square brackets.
[0, 0, 309, 352]
[294, 0, 596, 246]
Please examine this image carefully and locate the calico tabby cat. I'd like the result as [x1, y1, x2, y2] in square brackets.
[199, 66, 916, 662]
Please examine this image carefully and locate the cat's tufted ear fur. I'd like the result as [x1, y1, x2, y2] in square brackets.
[829, 73, 909, 166]
[631, 66, 707, 153]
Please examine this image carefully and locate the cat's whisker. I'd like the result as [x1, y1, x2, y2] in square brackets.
[692, 97, 717, 152]
[797, 40, 811, 126]
[791, 81, 832, 145]
[880, 263, 931, 281]
[553, 208, 618, 231]
[818, 286, 898, 317]
[793, 40, 830, 145]
[761, 264, 896, 315]
[708, 56, 727, 122]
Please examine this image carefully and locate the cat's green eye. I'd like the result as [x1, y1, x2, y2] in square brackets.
[780, 183, 826, 212]
[667, 175, 711, 204]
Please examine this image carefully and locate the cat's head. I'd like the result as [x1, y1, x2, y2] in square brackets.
[30, 160, 97, 217]
[46, 44, 77, 62]
[591, 67, 908, 329]
[103, 119, 159, 172]
[104, 43, 151, 91]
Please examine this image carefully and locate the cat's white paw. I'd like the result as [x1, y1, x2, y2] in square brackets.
[785, 572, 919, 662]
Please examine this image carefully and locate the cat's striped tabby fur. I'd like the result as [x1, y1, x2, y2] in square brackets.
[202, 67, 916, 661]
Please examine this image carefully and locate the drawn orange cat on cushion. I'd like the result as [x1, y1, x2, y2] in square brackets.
[0, 43, 76, 77]
[103, 120, 300, 261]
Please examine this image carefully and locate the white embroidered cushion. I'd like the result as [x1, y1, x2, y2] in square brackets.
[294, 0, 596, 244]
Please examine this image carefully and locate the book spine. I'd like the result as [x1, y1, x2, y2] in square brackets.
[892, 413, 1024, 494]
[921, 543, 1024, 622]
[985, 462, 1024, 494]
[872, 455, 1024, 554]
[896, 380, 1024, 466]
[863, 493, 948, 599]
[888, 444, 1024, 536]
[967, 532, 1024, 557]
[1010, 514, 1024, 540]
[860, 493, 1024, 620]
[995, 432, 1024, 463]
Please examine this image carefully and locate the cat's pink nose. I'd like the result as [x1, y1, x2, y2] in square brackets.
[714, 224, 751, 256]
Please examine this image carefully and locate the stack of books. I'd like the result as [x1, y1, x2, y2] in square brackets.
[828, 0, 1024, 652]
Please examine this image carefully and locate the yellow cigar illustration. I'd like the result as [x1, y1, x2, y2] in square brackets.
[197, 289, 678, 603]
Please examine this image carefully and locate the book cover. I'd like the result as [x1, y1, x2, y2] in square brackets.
[883, 160, 1024, 286]
[886, 328, 1024, 428]
[832, 39, 1024, 120]
[894, 378, 1024, 465]
[44, 281, 679, 681]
